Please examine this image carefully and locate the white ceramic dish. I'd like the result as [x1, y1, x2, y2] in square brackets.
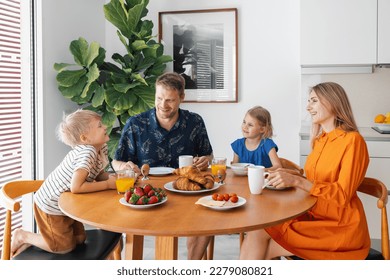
[195, 195, 246, 210]
[119, 197, 167, 209]
[230, 163, 254, 176]
[164, 181, 222, 194]
[376, 123, 390, 131]
[149, 167, 175, 176]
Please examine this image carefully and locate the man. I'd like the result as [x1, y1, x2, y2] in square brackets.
[112, 72, 213, 259]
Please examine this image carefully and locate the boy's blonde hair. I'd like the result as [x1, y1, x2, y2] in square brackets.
[246, 106, 274, 138]
[57, 109, 101, 147]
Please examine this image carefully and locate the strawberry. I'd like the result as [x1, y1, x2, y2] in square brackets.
[147, 190, 155, 197]
[130, 194, 140, 205]
[133, 186, 144, 197]
[124, 190, 132, 202]
[148, 196, 159, 204]
[136, 195, 148, 205]
[143, 184, 153, 194]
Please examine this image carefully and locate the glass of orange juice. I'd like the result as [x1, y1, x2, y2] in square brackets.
[211, 157, 227, 183]
[116, 170, 135, 194]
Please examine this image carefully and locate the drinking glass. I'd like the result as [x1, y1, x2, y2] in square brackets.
[115, 170, 135, 194]
[211, 157, 227, 183]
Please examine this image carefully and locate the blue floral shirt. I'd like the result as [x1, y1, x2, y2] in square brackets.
[230, 138, 278, 167]
[115, 108, 213, 168]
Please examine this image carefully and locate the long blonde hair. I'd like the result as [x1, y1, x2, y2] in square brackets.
[309, 82, 358, 147]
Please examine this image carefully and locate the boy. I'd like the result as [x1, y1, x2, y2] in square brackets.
[11, 109, 117, 256]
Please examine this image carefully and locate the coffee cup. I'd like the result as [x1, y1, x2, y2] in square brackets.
[179, 155, 194, 168]
[247, 165, 269, 194]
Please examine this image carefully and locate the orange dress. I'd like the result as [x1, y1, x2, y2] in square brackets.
[265, 128, 370, 259]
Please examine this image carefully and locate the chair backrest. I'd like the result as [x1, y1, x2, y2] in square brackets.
[0, 180, 44, 260]
[358, 177, 390, 260]
[280, 158, 304, 176]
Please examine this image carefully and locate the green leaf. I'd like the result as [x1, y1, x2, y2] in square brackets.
[70, 37, 89, 66]
[85, 41, 101, 67]
[81, 64, 100, 98]
[131, 40, 148, 51]
[92, 85, 105, 107]
[143, 44, 159, 58]
[155, 55, 173, 64]
[58, 76, 88, 98]
[113, 82, 140, 93]
[105, 86, 138, 110]
[104, 0, 146, 38]
[53, 63, 74, 72]
[56, 69, 86, 87]
[131, 73, 148, 86]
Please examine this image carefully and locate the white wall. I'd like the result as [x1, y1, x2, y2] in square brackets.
[135, 0, 301, 164]
[37, 0, 106, 177]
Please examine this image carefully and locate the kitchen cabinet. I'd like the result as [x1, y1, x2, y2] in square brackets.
[378, 0, 390, 63]
[299, 127, 390, 239]
[301, 0, 377, 66]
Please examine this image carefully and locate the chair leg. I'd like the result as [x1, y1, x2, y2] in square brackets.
[207, 236, 215, 260]
[239, 232, 245, 248]
[113, 237, 123, 260]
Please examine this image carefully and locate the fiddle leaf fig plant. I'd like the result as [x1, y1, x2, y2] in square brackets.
[53, 0, 172, 158]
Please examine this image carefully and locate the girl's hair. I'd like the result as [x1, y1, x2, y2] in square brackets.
[309, 82, 358, 145]
[57, 109, 101, 147]
[246, 106, 273, 138]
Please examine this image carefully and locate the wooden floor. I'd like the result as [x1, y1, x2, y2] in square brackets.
[141, 234, 241, 260]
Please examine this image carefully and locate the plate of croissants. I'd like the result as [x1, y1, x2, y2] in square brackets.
[164, 165, 223, 193]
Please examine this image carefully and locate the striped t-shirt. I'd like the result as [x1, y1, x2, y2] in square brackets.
[34, 144, 108, 215]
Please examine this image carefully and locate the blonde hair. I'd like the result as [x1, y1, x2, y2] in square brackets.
[309, 82, 358, 146]
[57, 109, 102, 147]
[246, 106, 274, 138]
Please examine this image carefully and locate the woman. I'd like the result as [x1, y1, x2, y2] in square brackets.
[240, 82, 370, 260]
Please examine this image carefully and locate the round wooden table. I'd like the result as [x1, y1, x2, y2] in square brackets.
[59, 169, 317, 260]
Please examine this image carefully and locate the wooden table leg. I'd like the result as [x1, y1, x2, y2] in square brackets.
[155, 236, 178, 260]
[125, 234, 144, 260]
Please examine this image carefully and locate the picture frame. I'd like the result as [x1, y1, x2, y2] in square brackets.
[159, 8, 238, 103]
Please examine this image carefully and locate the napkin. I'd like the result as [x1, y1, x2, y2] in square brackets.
[195, 197, 226, 207]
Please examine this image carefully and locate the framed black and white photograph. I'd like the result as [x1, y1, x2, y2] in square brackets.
[159, 8, 238, 103]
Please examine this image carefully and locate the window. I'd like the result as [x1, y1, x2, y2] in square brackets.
[0, 0, 34, 256]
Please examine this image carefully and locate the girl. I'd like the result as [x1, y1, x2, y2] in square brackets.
[231, 106, 282, 170]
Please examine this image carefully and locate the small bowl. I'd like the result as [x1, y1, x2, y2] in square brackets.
[376, 123, 390, 132]
[230, 163, 254, 176]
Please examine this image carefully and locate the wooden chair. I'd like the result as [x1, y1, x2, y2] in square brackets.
[203, 158, 304, 260]
[279, 158, 304, 176]
[287, 177, 389, 260]
[0, 180, 123, 260]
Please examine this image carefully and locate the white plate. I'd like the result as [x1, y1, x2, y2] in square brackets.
[149, 167, 175, 176]
[376, 123, 390, 131]
[164, 181, 222, 194]
[119, 197, 167, 209]
[195, 195, 246, 210]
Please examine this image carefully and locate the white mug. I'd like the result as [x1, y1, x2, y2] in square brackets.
[179, 155, 194, 168]
[247, 165, 269, 194]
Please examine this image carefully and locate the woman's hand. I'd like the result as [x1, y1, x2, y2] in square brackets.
[267, 170, 312, 192]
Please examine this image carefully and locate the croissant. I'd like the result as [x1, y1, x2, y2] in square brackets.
[173, 166, 207, 185]
[173, 177, 202, 191]
[203, 174, 215, 189]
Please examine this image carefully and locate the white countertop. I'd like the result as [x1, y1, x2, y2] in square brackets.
[299, 126, 390, 141]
